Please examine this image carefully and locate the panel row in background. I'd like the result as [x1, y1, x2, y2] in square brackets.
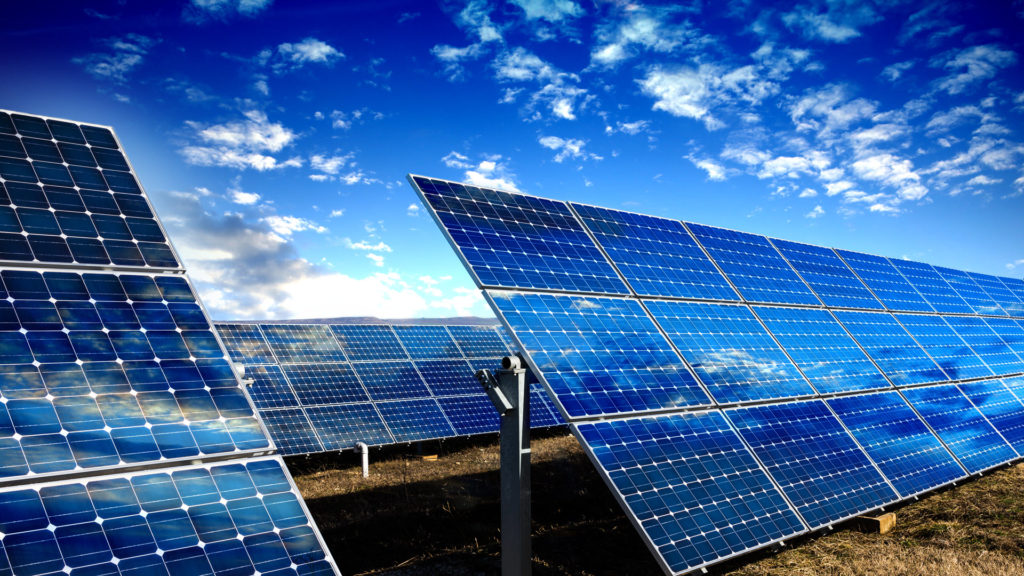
[215, 322, 563, 455]
[488, 291, 1024, 419]
[0, 110, 180, 269]
[579, 376, 1024, 575]
[411, 176, 1024, 316]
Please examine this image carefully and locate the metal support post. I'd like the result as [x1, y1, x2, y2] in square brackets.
[476, 355, 531, 576]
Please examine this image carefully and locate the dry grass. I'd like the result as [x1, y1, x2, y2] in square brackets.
[289, 431, 1024, 575]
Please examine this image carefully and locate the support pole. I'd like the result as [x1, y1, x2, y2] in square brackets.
[476, 355, 531, 576]
[354, 442, 369, 478]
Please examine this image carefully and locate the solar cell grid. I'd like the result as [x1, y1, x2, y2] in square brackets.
[329, 324, 406, 361]
[446, 324, 510, 358]
[243, 364, 300, 409]
[393, 324, 462, 359]
[304, 403, 393, 449]
[997, 277, 1024, 317]
[436, 395, 500, 435]
[282, 363, 370, 405]
[769, 239, 883, 310]
[933, 266, 1004, 316]
[836, 250, 933, 312]
[901, 384, 1017, 474]
[969, 272, 1024, 317]
[259, 409, 324, 455]
[893, 313, 994, 381]
[752, 306, 890, 394]
[942, 316, 1024, 376]
[646, 300, 816, 403]
[958, 380, 1024, 454]
[528, 384, 563, 428]
[259, 324, 347, 364]
[826, 391, 966, 498]
[352, 361, 431, 401]
[488, 290, 711, 419]
[577, 411, 805, 574]
[832, 310, 947, 386]
[410, 176, 630, 295]
[216, 323, 277, 365]
[985, 317, 1024, 358]
[725, 400, 898, 529]
[685, 223, 820, 305]
[887, 259, 973, 314]
[416, 358, 480, 396]
[375, 399, 455, 443]
[571, 202, 739, 301]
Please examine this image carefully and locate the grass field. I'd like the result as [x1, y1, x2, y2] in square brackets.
[290, 430, 1024, 575]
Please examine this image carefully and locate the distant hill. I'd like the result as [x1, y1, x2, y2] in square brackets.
[219, 316, 501, 326]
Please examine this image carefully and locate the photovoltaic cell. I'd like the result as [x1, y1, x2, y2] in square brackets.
[436, 395, 500, 435]
[281, 363, 370, 405]
[577, 411, 805, 574]
[646, 300, 815, 403]
[752, 306, 890, 394]
[836, 250, 932, 312]
[393, 325, 462, 359]
[329, 324, 406, 361]
[943, 316, 1024, 376]
[686, 223, 820, 305]
[888, 259, 973, 314]
[1003, 376, 1024, 405]
[409, 176, 629, 295]
[244, 365, 300, 409]
[769, 239, 883, 310]
[832, 310, 947, 386]
[304, 403, 393, 449]
[446, 324, 512, 358]
[528, 383, 563, 428]
[901, 384, 1016, 473]
[375, 399, 455, 442]
[215, 323, 277, 364]
[826, 391, 966, 497]
[997, 277, 1024, 317]
[933, 266, 1004, 316]
[488, 291, 711, 419]
[725, 400, 898, 529]
[958, 380, 1024, 454]
[571, 203, 738, 301]
[259, 325, 347, 364]
[416, 359, 480, 396]
[968, 272, 1023, 317]
[259, 409, 324, 455]
[985, 317, 1024, 358]
[893, 313, 993, 381]
[352, 361, 431, 401]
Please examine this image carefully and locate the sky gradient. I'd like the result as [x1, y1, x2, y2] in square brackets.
[3, 0, 1022, 321]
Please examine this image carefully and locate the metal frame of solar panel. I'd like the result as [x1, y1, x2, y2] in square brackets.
[408, 174, 1024, 576]
[215, 321, 563, 455]
[0, 109, 339, 576]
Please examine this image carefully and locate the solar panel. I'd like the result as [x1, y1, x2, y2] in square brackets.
[958, 380, 1024, 453]
[997, 277, 1024, 317]
[259, 409, 324, 455]
[893, 313, 994, 380]
[436, 395, 500, 435]
[393, 325, 462, 359]
[571, 202, 739, 301]
[330, 324, 406, 361]
[446, 324, 510, 358]
[304, 403, 393, 449]
[282, 363, 370, 405]
[836, 250, 933, 312]
[832, 310, 947, 385]
[260, 324, 347, 364]
[375, 398, 456, 442]
[942, 316, 1024, 376]
[769, 239, 883, 310]
[887, 259, 973, 314]
[901, 384, 1017, 473]
[686, 223, 820, 305]
[985, 317, 1024, 358]
[646, 300, 815, 403]
[725, 400, 898, 528]
[933, 266, 1004, 316]
[968, 272, 1023, 316]
[826, 391, 966, 497]
[752, 306, 891, 394]
[216, 323, 277, 364]
[416, 358, 479, 396]
[577, 411, 805, 574]
[244, 364, 301, 409]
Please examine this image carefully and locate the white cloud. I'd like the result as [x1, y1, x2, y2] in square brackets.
[591, 4, 697, 67]
[261, 215, 327, 239]
[1006, 259, 1024, 271]
[407, 204, 421, 216]
[966, 175, 1001, 186]
[689, 157, 726, 181]
[538, 136, 600, 163]
[806, 205, 825, 218]
[606, 120, 650, 135]
[329, 209, 344, 218]
[430, 0, 502, 80]
[344, 239, 392, 252]
[272, 38, 343, 73]
[935, 44, 1016, 95]
[274, 272, 433, 318]
[782, 3, 879, 43]
[229, 188, 260, 205]
[511, 0, 581, 22]
[758, 156, 813, 179]
[799, 188, 818, 198]
[310, 153, 353, 175]
[639, 64, 778, 130]
[74, 34, 156, 83]
[442, 151, 519, 191]
[790, 84, 876, 136]
[881, 61, 914, 81]
[180, 110, 300, 171]
[493, 48, 589, 121]
[185, 0, 272, 21]
[851, 153, 928, 202]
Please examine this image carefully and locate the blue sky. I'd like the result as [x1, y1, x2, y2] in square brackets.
[3, 0, 1023, 321]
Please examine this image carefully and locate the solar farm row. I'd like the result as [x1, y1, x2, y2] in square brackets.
[409, 174, 1024, 576]
[0, 109, 339, 575]
[215, 322, 563, 455]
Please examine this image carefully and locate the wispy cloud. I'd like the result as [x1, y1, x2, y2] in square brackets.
[442, 151, 519, 191]
[184, 0, 272, 22]
[782, 2, 880, 43]
[264, 37, 344, 73]
[591, 4, 699, 67]
[493, 47, 589, 120]
[431, 0, 502, 81]
[74, 34, 157, 83]
[934, 44, 1016, 95]
[538, 136, 601, 163]
[180, 110, 301, 171]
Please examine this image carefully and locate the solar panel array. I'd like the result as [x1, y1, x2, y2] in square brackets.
[214, 322, 563, 455]
[409, 174, 1024, 576]
[0, 110, 337, 575]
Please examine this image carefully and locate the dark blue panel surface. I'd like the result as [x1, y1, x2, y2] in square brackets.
[259, 409, 323, 455]
[997, 277, 1024, 317]
[446, 325, 509, 358]
[933, 266, 1004, 316]
[393, 325, 462, 359]
[826, 391, 965, 497]
[304, 403, 392, 449]
[259, 325, 347, 364]
[985, 317, 1024, 359]
[281, 363, 370, 405]
[943, 316, 1024, 376]
[770, 239, 882, 310]
[753, 306, 890, 394]
[572, 203, 738, 301]
[376, 398, 455, 442]
[888, 259, 973, 314]
[528, 383, 563, 428]
[647, 300, 815, 403]
[968, 272, 1022, 316]
[416, 359, 479, 396]
[686, 224, 819, 305]
[411, 176, 629, 295]
[958, 380, 1024, 454]
[725, 400, 898, 529]
[352, 361, 430, 401]
[216, 323, 276, 364]
[902, 384, 1017, 473]
[329, 325, 406, 361]
[836, 250, 932, 312]
[244, 365, 300, 410]
[489, 291, 710, 419]
[577, 411, 805, 574]
[436, 395, 500, 436]
[833, 310, 947, 386]
[894, 314, 993, 380]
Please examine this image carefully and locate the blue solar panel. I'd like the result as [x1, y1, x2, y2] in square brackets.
[329, 324, 406, 361]
[259, 409, 324, 455]
[1002, 376, 1024, 404]
[933, 266, 1004, 316]
[893, 313, 993, 380]
[826, 391, 966, 498]
[446, 324, 510, 358]
[753, 306, 890, 394]
[888, 259, 973, 314]
[352, 361, 431, 401]
[985, 317, 1024, 359]
[968, 272, 1023, 317]
[304, 403, 393, 449]
[244, 365, 300, 409]
[725, 400, 898, 528]
[646, 300, 815, 403]
[901, 384, 1017, 473]
[832, 310, 947, 386]
[393, 325, 462, 359]
[943, 316, 1024, 376]
[259, 325, 347, 364]
[282, 363, 370, 405]
[769, 239, 883, 310]
[375, 399, 455, 442]
[571, 203, 739, 301]
[577, 411, 805, 574]
[528, 384, 563, 428]
[436, 395, 500, 435]
[416, 359, 480, 396]
[836, 250, 933, 312]
[997, 277, 1024, 317]
[216, 323, 277, 364]
[958, 380, 1024, 454]
[686, 223, 820, 305]
[489, 291, 711, 419]
[409, 176, 629, 295]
